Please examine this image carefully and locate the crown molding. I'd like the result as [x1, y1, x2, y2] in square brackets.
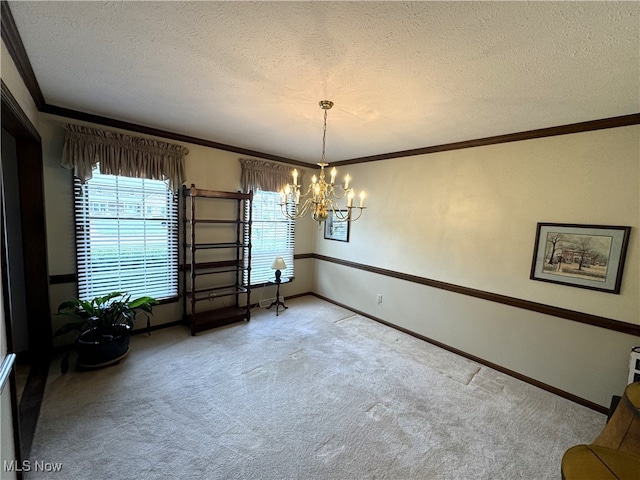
[1, 1, 45, 109]
[3, 2, 638, 168]
[331, 113, 640, 166]
[41, 104, 309, 167]
[1, 79, 40, 141]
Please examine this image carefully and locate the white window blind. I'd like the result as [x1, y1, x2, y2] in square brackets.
[245, 189, 294, 285]
[74, 168, 178, 300]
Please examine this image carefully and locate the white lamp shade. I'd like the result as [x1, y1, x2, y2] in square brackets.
[271, 257, 287, 270]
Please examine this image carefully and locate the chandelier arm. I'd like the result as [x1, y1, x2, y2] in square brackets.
[330, 186, 350, 200]
[332, 209, 351, 222]
[304, 198, 315, 212]
[329, 200, 348, 219]
[331, 212, 350, 222]
[280, 202, 301, 220]
[346, 207, 365, 222]
[279, 203, 296, 220]
[326, 198, 340, 215]
[329, 206, 366, 223]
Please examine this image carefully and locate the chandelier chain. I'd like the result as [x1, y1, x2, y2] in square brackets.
[321, 109, 328, 163]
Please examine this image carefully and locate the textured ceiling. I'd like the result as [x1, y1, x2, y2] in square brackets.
[7, 1, 640, 164]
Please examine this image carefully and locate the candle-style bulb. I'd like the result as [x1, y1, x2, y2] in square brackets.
[347, 190, 354, 207]
[292, 169, 298, 186]
[344, 174, 351, 190]
[330, 167, 337, 184]
[359, 191, 366, 208]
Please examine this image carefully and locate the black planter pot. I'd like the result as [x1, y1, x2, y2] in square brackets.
[76, 324, 131, 369]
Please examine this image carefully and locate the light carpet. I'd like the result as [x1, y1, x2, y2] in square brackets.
[28, 296, 605, 479]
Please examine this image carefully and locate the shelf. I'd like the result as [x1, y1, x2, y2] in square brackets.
[188, 219, 249, 225]
[184, 242, 248, 250]
[181, 260, 248, 274]
[193, 268, 245, 276]
[187, 285, 248, 302]
[180, 261, 247, 278]
[182, 184, 252, 335]
[185, 306, 249, 333]
[181, 260, 240, 271]
[183, 186, 251, 201]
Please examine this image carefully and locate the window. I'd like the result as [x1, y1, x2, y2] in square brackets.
[74, 168, 178, 300]
[246, 189, 294, 285]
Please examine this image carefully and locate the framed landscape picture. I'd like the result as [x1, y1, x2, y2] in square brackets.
[530, 223, 631, 294]
[324, 211, 350, 242]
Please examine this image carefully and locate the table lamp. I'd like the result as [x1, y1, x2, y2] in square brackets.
[271, 257, 287, 283]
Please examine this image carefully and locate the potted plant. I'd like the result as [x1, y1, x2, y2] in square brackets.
[55, 291, 158, 372]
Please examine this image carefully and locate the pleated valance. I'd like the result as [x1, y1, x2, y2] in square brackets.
[61, 124, 188, 192]
[239, 158, 302, 193]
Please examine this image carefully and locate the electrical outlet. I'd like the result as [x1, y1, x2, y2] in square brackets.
[377, 294, 383, 305]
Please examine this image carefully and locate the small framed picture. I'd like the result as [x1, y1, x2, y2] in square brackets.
[324, 211, 350, 242]
[530, 223, 631, 294]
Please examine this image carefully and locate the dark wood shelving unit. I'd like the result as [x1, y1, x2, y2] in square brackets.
[182, 184, 252, 335]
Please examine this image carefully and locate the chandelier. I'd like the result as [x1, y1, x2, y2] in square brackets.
[279, 100, 366, 225]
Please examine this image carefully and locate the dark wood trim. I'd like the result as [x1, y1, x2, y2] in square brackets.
[183, 185, 252, 200]
[16, 139, 53, 357]
[18, 361, 49, 459]
[0, 122, 24, 480]
[243, 291, 310, 310]
[157, 296, 180, 306]
[41, 104, 310, 168]
[1, 80, 40, 142]
[131, 320, 183, 336]
[9, 369, 23, 480]
[45, 108, 639, 169]
[2, 72, 53, 478]
[311, 253, 640, 337]
[2, 80, 53, 358]
[1, 1, 45, 110]
[3, 0, 637, 169]
[331, 113, 640, 166]
[49, 273, 77, 285]
[284, 291, 312, 301]
[293, 253, 315, 260]
[310, 292, 608, 414]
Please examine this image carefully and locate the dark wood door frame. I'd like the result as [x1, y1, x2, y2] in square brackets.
[1, 81, 52, 359]
[2, 81, 52, 470]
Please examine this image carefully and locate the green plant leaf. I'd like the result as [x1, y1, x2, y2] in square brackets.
[53, 321, 85, 337]
[129, 296, 158, 308]
[54, 291, 157, 339]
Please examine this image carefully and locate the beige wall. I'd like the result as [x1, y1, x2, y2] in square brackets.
[34, 114, 640, 408]
[4, 31, 639, 409]
[314, 125, 640, 407]
[39, 114, 316, 341]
